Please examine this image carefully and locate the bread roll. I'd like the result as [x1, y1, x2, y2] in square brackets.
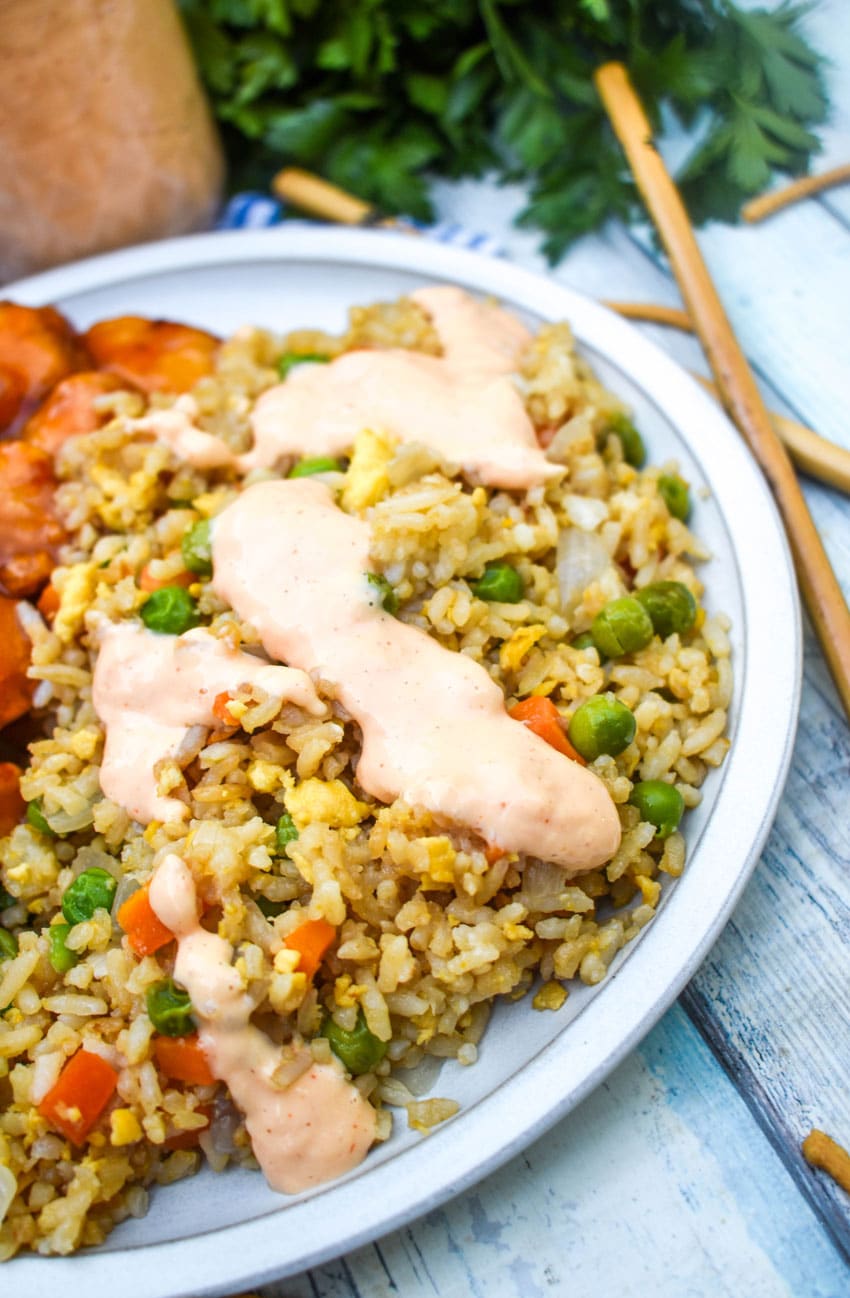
[0, 0, 225, 282]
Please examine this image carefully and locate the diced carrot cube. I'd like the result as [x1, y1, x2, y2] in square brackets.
[117, 882, 174, 956]
[154, 1034, 215, 1087]
[38, 1049, 119, 1145]
[283, 918, 336, 981]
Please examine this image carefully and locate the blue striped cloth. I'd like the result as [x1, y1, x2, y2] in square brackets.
[217, 192, 504, 258]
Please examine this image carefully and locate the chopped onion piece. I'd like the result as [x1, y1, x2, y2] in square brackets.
[111, 874, 141, 920]
[556, 528, 610, 613]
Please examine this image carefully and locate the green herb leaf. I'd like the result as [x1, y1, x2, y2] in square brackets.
[179, 0, 827, 261]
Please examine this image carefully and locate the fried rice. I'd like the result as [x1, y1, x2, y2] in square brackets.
[0, 294, 732, 1258]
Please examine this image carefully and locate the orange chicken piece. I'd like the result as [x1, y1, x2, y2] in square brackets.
[0, 302, 89, 435]
[23, 370, 126, 456]
[84, 316, 219, 394]
[0, 442, 65, 597]
[0, 597, 34, 729]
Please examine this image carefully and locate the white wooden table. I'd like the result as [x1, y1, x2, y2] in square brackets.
[261, 3, 850, 1295]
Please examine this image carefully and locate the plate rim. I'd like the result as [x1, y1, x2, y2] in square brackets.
[4, 226, 802, 1295]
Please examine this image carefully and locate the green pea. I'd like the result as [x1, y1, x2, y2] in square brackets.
[256, 896, 287, 919]
[322, 1009, 388, 1075]
[26, 799, 55, 837]
[365, 572, 399, 616]
[140, 585, 201, 635]
[181, 518, 213, 578]
[48, 922, 78, 973]
[470, 562, 524, 604]
[0, 929, 18, 961]
[568, 694, 636, 761]
[591, 597, 653, 658]
[146, 978, 195, 1037]
[609, 412, 646, 469]
[278, 352, 330, 380]
[61, 867, 117, 925]
[275, 812, 299, 857]
[288, 456, 346, 478]
[629, 779, 685, 839]
[0, 884, 14, 910]
[636, 582, 697, 639]
[658, 473, 691, 521]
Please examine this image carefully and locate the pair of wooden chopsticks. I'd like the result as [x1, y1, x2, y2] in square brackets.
[273, 77, 850, 723]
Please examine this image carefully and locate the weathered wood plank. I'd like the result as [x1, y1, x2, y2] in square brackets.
[799, 0, 850, 230]
[273, 1007, 846, 1298]
[687, 210, 850, 452]
[684, 618, 850, 1261]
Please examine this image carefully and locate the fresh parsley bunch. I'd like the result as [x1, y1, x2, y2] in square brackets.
[180, 0, 827, 262]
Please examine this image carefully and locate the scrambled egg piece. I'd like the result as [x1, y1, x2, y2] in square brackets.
[109, 1109, 142, 1146]
[66, 726, 101, 762]
[341, 427, 395, 511]
[192, 489, 232, 519]
[248, 758, 286, 794]
[533, 981, 568, 1011]
[273, 948, 300, 974]
[417, 836, 456, 887]
[637, 874, 661, 908]
[334, 974, 365, 1008]
[53, 562, 98, 644]
[499, 624, 547, 674]
[284, 778, 369, 829]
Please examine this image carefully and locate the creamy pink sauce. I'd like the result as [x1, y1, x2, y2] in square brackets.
[211, 479, 621, 873]
[149, 853, 376, 1193]
[130, 287, 557, 490]
[92, 624, 322, 822]
[128, 400, 237, 471]
[244, 286, 557, 488]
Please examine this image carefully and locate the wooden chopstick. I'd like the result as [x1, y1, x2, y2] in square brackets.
[604, 301, 850, 495]
[272, 167, 409, 229]
[803, 1129, 850, 1194]
[742, 164, 850, 224]
[603, 300, 694, 331]
[595, 61, 850, 723]
[689, 374, 850, 496]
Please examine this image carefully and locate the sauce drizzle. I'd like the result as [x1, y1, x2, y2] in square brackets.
[128, 398, 237, 471]
[245, 286, 557, 488]
[92, 623, 322, 822]
[149, 852, 376, 1193]
[211, 478, 621, 873]
[130, 288, 558, 490]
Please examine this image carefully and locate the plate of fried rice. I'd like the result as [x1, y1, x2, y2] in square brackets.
[1, 227, 800, 1295]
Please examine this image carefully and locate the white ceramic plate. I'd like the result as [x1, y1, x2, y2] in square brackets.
[6, 228, 801, 1296]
